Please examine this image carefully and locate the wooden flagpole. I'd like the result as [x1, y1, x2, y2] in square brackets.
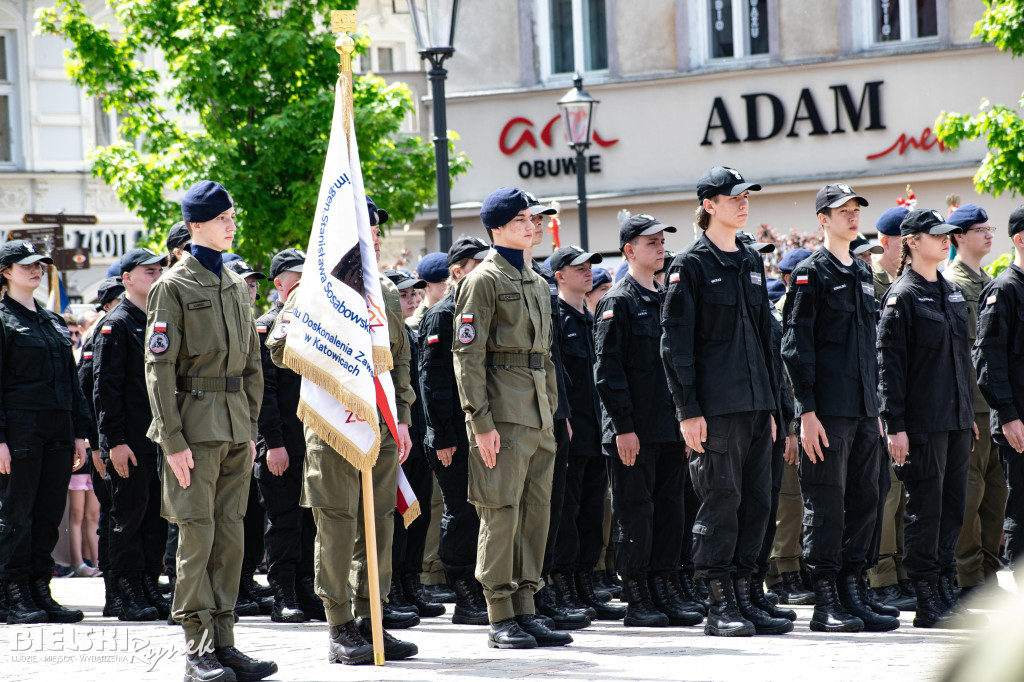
[332, 10, 385, 666]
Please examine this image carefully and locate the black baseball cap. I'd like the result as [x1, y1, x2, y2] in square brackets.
[95, 277, 124, 311]
[737, 230, 775, 253]
[384, 269, 426, 290]
[166, 221, 191, 252]
[447, 236, 490, 267]
[549, 245, 603, 272]
[900, 209, 962, 237]
[225, 259, 267, 280]
[270, 248, 305, 280]
[0, 240, 53, 270]
[366, 196, 389, 227]
[120, 247, 167, 273]
[525, 191, 557, 216]
[619, 214, 677, 249]
[815, 183, 869, 214]
[1009, 205, 1024, 238]
[696, 166, 761, 202]
[851, 235, 883, 256]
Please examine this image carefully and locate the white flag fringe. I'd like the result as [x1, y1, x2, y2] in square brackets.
[283, 77, 395, 472]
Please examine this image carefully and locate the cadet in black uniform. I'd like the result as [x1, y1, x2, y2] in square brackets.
[878, 208, 973, 628]
[548, 246, 625, 621]
[166, 221, 191, 268]
[418, 236, 491, 626]
[94, 248, 171, 622]
[595, 215, 703, 629]
[383, 269, 446, 619]
[975, 205, 1024, 580]
[0, 240, 90, 624]
[80, 276, 124, 618]
[662, 167, 785, 637]
[781, 185, 899, 633]
[254, 247, 320, 623]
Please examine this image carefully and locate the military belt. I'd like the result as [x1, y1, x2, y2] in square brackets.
[176, 376, 243, 393]
[485, 352, 545, 370]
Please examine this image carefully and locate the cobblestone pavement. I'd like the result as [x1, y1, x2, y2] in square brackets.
[0, 574, 1014, 682]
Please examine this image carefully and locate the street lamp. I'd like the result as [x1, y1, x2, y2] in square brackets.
[408, 0, 460, 252]
[557, 73, 598, 251]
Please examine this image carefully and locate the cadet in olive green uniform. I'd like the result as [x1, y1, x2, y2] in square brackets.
[945, 204, 1007, 595]
[266, 197, 418, 665]
[145, 181, 276, 682]
[453, 187, 565, 650]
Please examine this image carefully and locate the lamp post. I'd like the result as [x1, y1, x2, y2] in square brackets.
[557, 73, 598, 251]
[408, 0, 460, 252]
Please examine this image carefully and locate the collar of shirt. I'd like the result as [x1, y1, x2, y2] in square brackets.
[2, 294, 38, 320]
[493, 245, 524, 271]
[488, 249, 528, 281]
[817, 246, 858, 277]
[903, 267, 950, 295]
[872, 258, 894, 283]
[558, 296, 592, 322]
[190, 244, 223, 278]
[623, 273, 665, 303]
[699, 232, 748, 269]
[120, 297, 147, 324]
[949, 259, 989, 284]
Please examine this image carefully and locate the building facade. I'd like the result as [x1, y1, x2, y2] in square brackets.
[365, 0, 1024, 262]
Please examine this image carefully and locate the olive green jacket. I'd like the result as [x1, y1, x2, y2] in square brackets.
[945, 259, 992, 413]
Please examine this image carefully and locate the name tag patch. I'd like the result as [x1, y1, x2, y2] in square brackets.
[862, 283, 874, 295]
[498, 293, 521, 302]
[948, 292, 965, 303]
[832, 284, 846, 291]
[750, 272, 762, 286]
[549, 284, 558, 295]
[187, 300, 212, 310]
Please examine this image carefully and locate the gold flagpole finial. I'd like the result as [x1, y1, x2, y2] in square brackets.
[331, 10, 357, 159]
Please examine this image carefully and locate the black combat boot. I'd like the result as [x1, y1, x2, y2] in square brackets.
[771, 571, 815, 605]
[421, 582, 456, 603]
[382, 599, 420, 629]
[575, 570, 625, 620]
[356, 616, 418, 660]
[296, 575, 326, 621]
[215, 646, 278, 681]
[29, 575, 84, 623]
[621, 574, 669, 628]
[450, 575, 489, 625]
[809, 573, 864, 632]
[670, 570, 708, 616]
[597, 568, 622, 600]
[836, 573, 899, 632]
[733, 575, 792, 635]
[3, 579, 47, 624]
[233, 591, 260, 618]
[648, 572, 703, 626]
[268, 574, 306, 623]
[856, 570, 900, 617]
[514, 614, 573, 647]
[704, 576, 755, 637]
[937, 571, 984, 627]
[117, 574, 159, 621]
[238, 577, 273, 616]
[328, 621, 373, 665]
[141, 573, 171, 619]
[0, 583, 7, 621]
[402, 572, 445, 617]
[912, 576, 960, 629]
[102, 573, 122, 617]
[872, 582, 917, 611]
[387, 575, 418, 615]
[184, 651, 236, 682]
[550, 571, 595, 619]
[487, 618, 537, 649]
[749, 573, 796, 622]
[244, 576, 273, 600]
[678, 569, 710, 614]
[534, 585, 590, 630]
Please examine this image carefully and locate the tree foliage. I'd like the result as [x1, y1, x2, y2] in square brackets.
[935, 0, 1024, 198]
[36, 0, 469, 266]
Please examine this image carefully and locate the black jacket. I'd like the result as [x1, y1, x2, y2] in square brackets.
[781, 247, 880, 419]
[769, 307, 796, 433]
[407, 325, 426, 460]
[878, 268, 973, 435]
[975, 263, 1024, 445]
[594, 274, 679, 448]
[93, 298, 159, 456]
[557, 298, 602, 456]
[78, 321, 100, 455]
[0, 295, 90, 443]
[533, 262, 571, 420]
[256, 301, 305, 457]
[418, 291, 468, 452]
[661, 234, 779, 421]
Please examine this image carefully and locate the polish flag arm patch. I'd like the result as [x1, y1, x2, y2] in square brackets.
[101, 324, 112, 334]
[83, 351, 93, 359]
[886, 296, 898, 307]
[795, 275, 809, 285]
[986, 294, 997, 306]
[153, 322, 168, 332]
[669, 272, 680, 283]
[460, 313, 474, 323]
[426, 334, 440, 345]
[256, 324, 268, 333]
[602, 310, 614, 320]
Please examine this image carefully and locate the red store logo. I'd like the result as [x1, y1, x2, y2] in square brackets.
[499, 115, 619, 155]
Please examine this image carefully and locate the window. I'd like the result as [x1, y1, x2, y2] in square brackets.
[542, 0, 608, 77]
[871, 0, 937, 44]
[707, 0, 769, 60]
[0, 34, 12, 163]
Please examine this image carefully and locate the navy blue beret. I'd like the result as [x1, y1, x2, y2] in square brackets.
[778, 248, 812, 274]
[480, 187, 530, 230]
[614, 260, 629, 283]
[766, 277, 786, 304]
[181, 180, 233, 223]
[590, 268, 612, 291]
[417, 252, 448, 283]
[876, 206, 909, 236]
[947, 204, 988, 229]
[105, 261, 122, 278]
[366, 196, 389, 226]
